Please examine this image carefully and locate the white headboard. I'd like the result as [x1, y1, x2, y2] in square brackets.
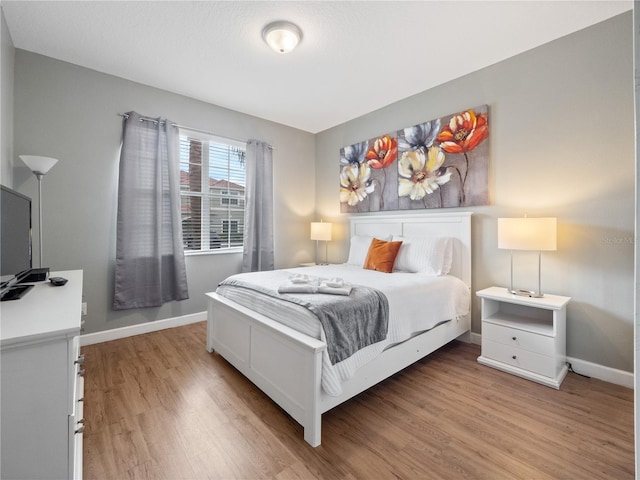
[349, 212, 473, 287]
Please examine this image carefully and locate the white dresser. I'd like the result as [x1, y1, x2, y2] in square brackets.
[1, 270, 84, 479]
[477, 286, 570, 389]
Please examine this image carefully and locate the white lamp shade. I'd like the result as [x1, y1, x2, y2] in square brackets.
[262, 21, 302, 54]
[498, 217, 557, 251]
[310, 222, 332, 241]
[19, 155, 58, 175]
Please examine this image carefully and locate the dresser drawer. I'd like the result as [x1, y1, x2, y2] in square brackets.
[482, 339, 556, 378]
[70, 379, 84, 480]
[68, 336, 85, 480]
[69, 336, 83, 409]
[482, 321, 555, 356]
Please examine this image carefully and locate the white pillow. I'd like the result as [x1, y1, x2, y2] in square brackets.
[392, 236, 453, 276]
[346, 234, 392, 266]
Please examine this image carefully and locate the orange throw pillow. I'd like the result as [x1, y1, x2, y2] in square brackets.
[363, 238, 403, 273]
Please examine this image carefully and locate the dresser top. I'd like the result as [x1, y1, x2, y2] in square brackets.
[1, 270, 83, 348]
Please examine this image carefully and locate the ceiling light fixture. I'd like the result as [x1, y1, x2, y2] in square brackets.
[262, 21, 302, 54]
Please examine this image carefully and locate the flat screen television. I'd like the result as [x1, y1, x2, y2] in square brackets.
[1, 185, 32, 279]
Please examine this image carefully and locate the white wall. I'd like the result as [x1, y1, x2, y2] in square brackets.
[316, 13, 635, 373]
[11, 50, 316, 334]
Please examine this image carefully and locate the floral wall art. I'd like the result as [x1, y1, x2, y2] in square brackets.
[339, 105, 489, 212]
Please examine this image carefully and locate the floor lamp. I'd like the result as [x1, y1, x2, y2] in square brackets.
[19, 155, 59, 268]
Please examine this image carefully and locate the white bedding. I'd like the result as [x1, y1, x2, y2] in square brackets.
[216, 264, 470, 396]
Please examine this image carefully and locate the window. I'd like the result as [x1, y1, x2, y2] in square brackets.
[179, 130, 246, 252]
[221, 191, 239, 205]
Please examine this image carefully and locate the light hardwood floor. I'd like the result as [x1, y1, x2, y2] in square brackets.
[83, 322, 634, 479]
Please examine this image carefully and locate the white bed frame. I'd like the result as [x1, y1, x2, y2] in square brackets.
[206, 211, 472, 447]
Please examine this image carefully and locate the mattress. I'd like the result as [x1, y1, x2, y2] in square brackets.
[216, 264, 470, 396]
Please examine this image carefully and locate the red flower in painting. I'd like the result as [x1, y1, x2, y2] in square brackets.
[365, 135, 398, 169]
[436, 110, 488, 154]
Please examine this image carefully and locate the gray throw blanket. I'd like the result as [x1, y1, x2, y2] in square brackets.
[219, 273, 389, 365]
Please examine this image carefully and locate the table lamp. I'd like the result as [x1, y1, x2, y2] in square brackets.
[310, 221, 332, 265]
[498, 216, 557, 298]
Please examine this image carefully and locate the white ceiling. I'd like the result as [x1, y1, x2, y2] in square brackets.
[2, 1, 632, 133]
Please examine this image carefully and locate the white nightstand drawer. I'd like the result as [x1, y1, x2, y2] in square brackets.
[482, 339, 556, 378]
[482, 322, 555, 356]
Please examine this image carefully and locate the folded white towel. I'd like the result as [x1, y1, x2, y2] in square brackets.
[289, 274, 312, 284]
[323, 277, 344, 288]
[278, 283, 318, 294]
[279, 274, 351, 295]
[318, 282, 352, 296]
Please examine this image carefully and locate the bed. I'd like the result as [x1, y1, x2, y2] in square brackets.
[206, 211, 472, 446]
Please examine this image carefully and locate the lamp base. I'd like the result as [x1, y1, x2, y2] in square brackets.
[507, 288, 544, 298]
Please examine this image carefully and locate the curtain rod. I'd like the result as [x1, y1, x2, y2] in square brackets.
[118, 113, 259, 147]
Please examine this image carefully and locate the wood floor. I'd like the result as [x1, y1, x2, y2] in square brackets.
[82, 322, 634, 479]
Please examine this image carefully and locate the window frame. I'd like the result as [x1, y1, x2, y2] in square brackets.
[221, 191, 240, 206]
[179, 129, 246, 256]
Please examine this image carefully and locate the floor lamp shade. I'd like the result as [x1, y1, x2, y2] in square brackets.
[19, 155, 59, 268]
[19, 155, 58, 175]
[498, 217, 557, 297]
[310, 221, 332, 264]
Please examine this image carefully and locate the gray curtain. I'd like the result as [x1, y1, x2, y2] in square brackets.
[114, 111, 189, 310]
[242, 140, 274, 272]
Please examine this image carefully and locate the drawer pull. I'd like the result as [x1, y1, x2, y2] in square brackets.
[512, 355, 517, 360]
[75, 426, 84, 435]
[78, 397, 84, 403]
[78, 369, 86, 377]
[77, 418, 85, 425]
[512, 336, 517, 341]
[74, 354, 85, 365]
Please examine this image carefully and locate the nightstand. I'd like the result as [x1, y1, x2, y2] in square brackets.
[476, 286, 571, 389]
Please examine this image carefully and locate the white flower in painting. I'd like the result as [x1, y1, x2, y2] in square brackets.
[340, 141, 368, 166]
[398, 146, 451, 200]
[398, 119, 441, 152]
[340, 163, 375, 206]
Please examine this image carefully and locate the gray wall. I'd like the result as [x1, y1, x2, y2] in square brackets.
[316, 12, 635, 372]
[11, 50, 316, 334]
[4, 12, 635, 373]
[1, 9, 14, 186]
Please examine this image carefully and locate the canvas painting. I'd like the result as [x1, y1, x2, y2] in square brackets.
[339, 105, 489, 213]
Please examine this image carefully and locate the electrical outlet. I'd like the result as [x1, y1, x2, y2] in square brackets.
[81, 302, 87, 316]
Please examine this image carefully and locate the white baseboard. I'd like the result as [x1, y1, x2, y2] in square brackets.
[565, 355, 634, 389]
[469, 331, 482, 345]
[80, 311, 206, 346]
